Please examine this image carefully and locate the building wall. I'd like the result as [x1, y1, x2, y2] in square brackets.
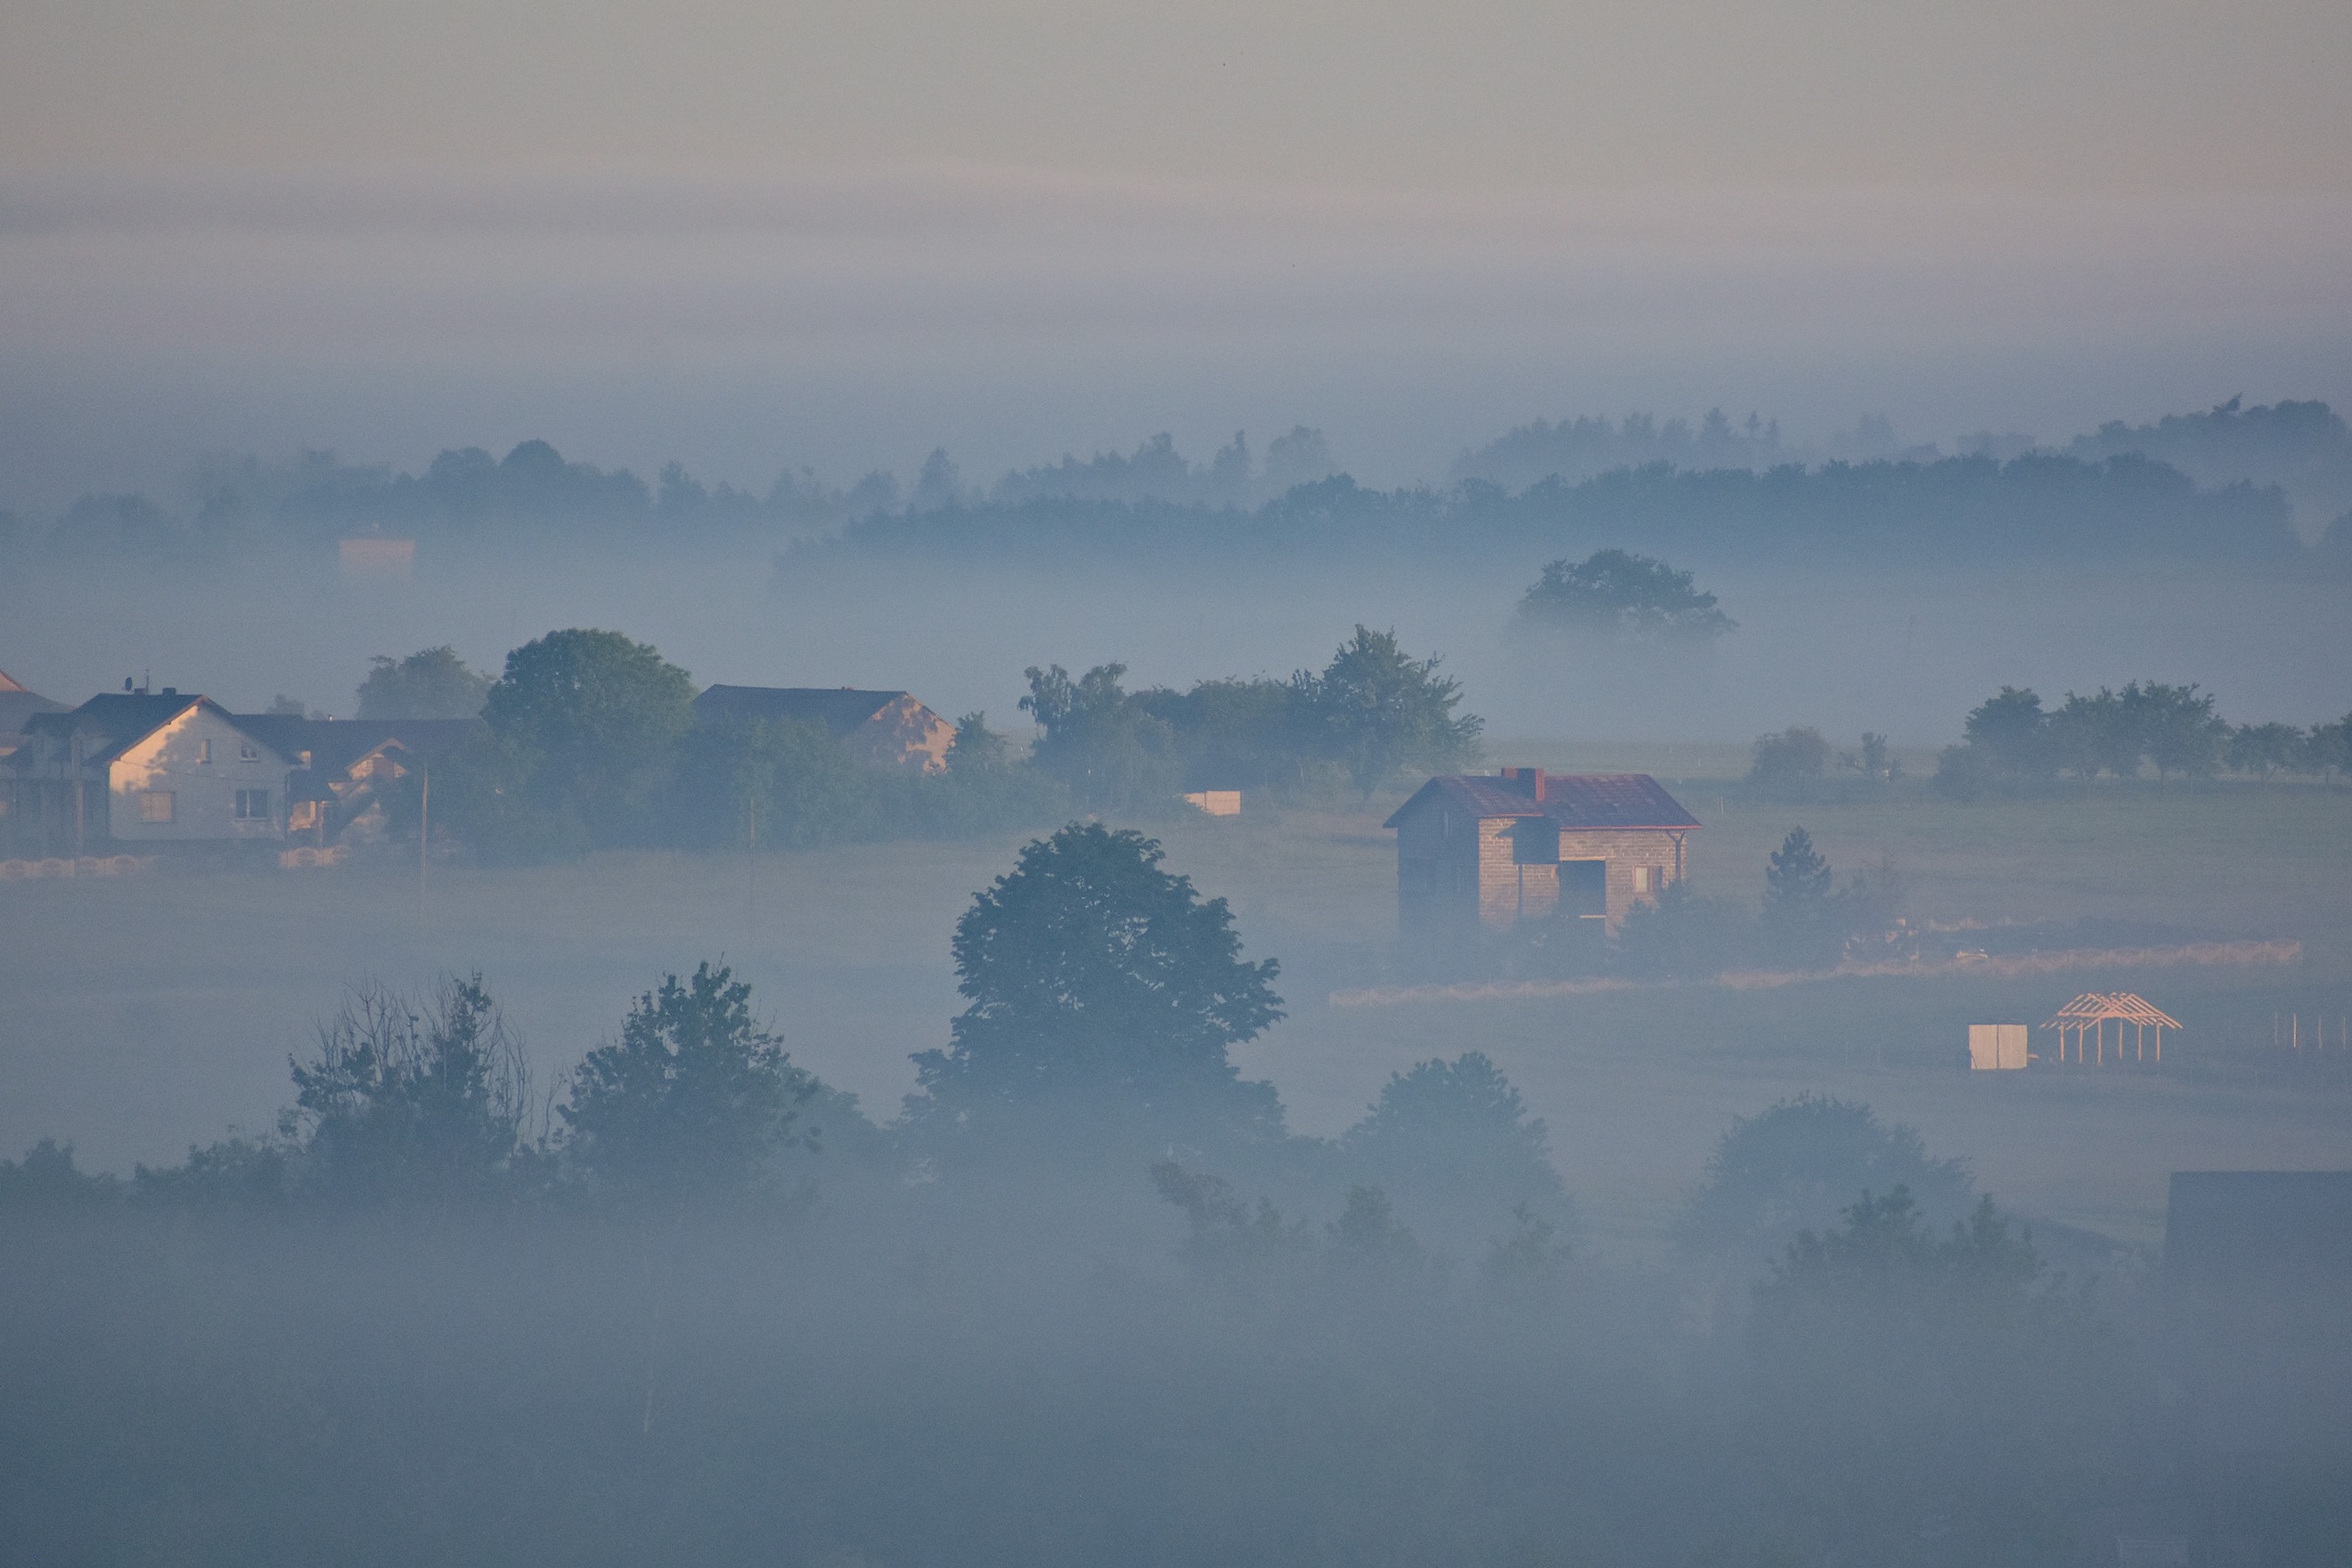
[1395, 800, 1485, 948]
[105, 708, 286, 843]
[850, 696, 956, 773]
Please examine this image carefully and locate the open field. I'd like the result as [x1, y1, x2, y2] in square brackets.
[4, 775, 2348, 1252]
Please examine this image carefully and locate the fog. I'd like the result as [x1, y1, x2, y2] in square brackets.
[8, 0, 2352, 1557]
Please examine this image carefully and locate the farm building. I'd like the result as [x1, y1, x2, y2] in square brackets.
[1384, 767, 1701, 944]
[694, 686, 956, 773]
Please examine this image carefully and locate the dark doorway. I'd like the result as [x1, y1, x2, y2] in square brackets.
[1561, 859, 1606, 919]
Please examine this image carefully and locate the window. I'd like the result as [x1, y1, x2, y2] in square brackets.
[196, 739, 212, 764]
[1632, 865, 1652, 894]
[1511, 817, 1561, 866]
[138, 790, 176, 823]
[233, 788, 270, 821]
[237, 740, 259, 762]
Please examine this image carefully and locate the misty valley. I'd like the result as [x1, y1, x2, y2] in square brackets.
[4, 396, 2350, 1567]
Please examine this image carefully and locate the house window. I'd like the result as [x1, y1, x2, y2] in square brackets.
[138, 790, 176, 823]
[1632, 866, 1652, 893]
[1511, 818, 1561, 865]
[233, 788, 270, 821]
[196, 739, 212, 764]
[238, 740, 259, 762]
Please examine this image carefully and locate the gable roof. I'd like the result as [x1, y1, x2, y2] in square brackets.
[1384, 771, 1702, 831]
[694, 685, 922, 738]
[231, 715, 481, 774]
[0, 671, 65, 738]
[27, 692, 216, 765]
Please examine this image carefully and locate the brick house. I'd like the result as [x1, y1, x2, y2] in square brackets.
[693, 686, 956, 772]
[1384, 767, 1701, 945]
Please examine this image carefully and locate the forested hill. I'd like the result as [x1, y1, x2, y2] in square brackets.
[817, 453, 2305, 570]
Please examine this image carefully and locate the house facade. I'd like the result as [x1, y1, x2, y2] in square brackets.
[693, 685, 956, 772]
[1384, 767, 1700, 944]
[7, 692, 294, 852]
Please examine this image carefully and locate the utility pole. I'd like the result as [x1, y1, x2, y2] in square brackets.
[418, 764, 430, 926]
[746, 792, 759, 947]
[70, 732, 85, 862]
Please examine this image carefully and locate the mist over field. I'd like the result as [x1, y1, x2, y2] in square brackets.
[7, 0, 2352, 1561]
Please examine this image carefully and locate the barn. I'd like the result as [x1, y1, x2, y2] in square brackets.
[1384, 767, 1701, 945]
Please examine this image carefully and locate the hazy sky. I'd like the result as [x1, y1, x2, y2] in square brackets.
[3, 0, 2349, 506]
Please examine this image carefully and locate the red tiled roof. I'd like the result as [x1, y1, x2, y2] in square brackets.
[1384, 772, 1702, 830]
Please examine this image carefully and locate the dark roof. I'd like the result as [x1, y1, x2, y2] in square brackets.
[25, 692, 225, 765]
[694, 685, 915, 738]
[0, 681, 65, 737]
[231, 716, 481, 773]
[1384, 771, 1702, 831]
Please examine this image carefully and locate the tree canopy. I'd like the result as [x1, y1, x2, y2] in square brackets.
[478, 628, 697, 842]
[912, 823, 1285, 1140]
[355, 645, 493, 720]
[1515, 548, 1736, 643]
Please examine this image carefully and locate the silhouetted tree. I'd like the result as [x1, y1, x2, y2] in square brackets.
[911, 823, 1284, 1143]
[1678, 1095, 1973, 1258]
[1515, 549, 1735, 643]
[289, 976, 532, 1205]
[560, 963, 816, 1202]
[1761, 828, 1839, 964]
[1300, 626, 1482, 801]
[1020, 663, 1181, 812]
[1747, 727, 1832, 790]
[356, 646, 493, 720]
[1341, 1052, 1571, 1239]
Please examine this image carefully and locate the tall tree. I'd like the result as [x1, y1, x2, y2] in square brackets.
[479, 628, 696, 842]
[911, 823, 1284, 1142]
[1301, 626, 1482, 801]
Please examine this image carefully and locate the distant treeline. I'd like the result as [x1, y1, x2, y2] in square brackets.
[823, 453, 2320, 568]
[1740, 687, 2352, 804]
[8, 397, 2350, 570]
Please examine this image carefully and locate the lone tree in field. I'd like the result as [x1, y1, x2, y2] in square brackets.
[1514, 549, 1735, 644]
[911, 823, 1285, 1144]
[1301, 626, 1482, 801]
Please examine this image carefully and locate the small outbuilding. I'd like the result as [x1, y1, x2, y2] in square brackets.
[1384, 767, 1700, 946]
[2044, 992, 2180, 1064]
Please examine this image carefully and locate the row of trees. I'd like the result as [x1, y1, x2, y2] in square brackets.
[1938, 683, 2352, 795]
[366, 625, 1480, 859]
[1018, 627, 1482, 811]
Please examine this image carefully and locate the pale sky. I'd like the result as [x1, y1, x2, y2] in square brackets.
[2, 0, 2349, 507]
[6, 0, 2350, 191]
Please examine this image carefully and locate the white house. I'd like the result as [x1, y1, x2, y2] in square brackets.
[9, 691, 293, 851]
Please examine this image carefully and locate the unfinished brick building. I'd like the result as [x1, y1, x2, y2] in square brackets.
[1384, 767, 1701, 948]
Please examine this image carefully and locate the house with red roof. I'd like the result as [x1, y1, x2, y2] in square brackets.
[1383, 767, 1701, 944]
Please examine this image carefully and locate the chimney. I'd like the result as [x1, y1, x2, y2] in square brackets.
[1499, 765, 1546, 801]
[1531, 768, 1546, 803]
